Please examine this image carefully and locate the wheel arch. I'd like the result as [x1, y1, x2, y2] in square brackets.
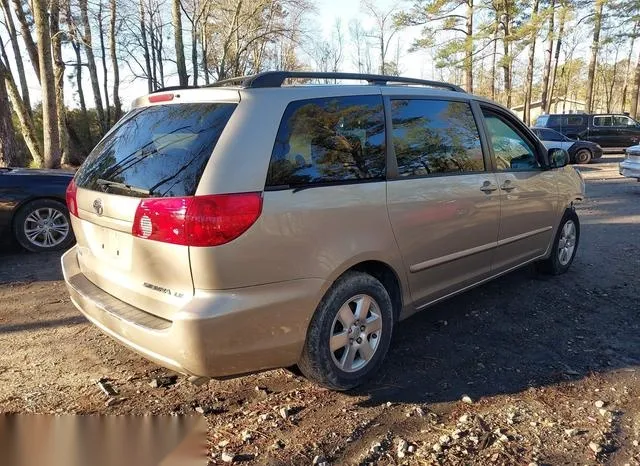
[327, 259, 406, 322]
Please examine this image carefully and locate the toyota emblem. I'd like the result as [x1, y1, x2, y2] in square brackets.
[93, 198, 104, 216]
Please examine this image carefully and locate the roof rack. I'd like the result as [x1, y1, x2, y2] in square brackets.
[208, 71, 466, 92]
[150, 71, 465, 94]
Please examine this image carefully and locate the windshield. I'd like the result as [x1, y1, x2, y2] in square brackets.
[75, 103, 236, 198]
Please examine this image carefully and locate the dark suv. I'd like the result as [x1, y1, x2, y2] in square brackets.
[535, 113, 640, 150]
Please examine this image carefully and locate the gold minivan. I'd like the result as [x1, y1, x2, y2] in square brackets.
[62, 72, 585, 390]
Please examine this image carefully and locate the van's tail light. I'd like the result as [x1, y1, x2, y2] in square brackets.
[132, 193, 263, 247]
[66, 179, 78, 217]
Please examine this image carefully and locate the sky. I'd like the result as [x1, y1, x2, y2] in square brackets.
[2, 0, 600, 111]
[110, 0, 429, 108]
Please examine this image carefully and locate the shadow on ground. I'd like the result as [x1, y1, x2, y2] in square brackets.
[0, 315, 85, 334]
[0, 246, 64, 284]
[358, 179, 640, 407]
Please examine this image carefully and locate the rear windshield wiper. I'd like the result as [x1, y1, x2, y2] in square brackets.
[96, 179, 153, 196]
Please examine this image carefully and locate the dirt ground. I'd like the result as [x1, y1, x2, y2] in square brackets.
[1, 154, 639, 466]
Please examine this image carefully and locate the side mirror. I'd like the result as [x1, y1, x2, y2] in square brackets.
[549, 148, 569, 168]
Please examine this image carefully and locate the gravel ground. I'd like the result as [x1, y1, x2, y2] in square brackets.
[0, 154, 639, 465]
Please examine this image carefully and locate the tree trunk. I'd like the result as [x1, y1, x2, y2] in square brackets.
[491, 9, 499, 101]
[621, 26, 637, 112]
[50, 0, 70, 165]
[110, 0, 122, 121]
[522, 0, 540, 125]
[1, 0, 31, 115]
[465, 0, 474, 93]
[631, 46, 640, 119]
[149, 20, 158, 89]
[139, 0, 153, 93]
[546, 3, 565, 113]
[173, 0, 188, 86]
[157, 24, 165, 87]
[191, 18, 198, 86]
[97, 5, 111, 126]
[502, 2, 512, 107]
[202, 21, 210, 84]
[10, 0, 40, 79]
[79, 0, 107, 135]
[585, 0, 605, 113]
[2, 71, 42, 166]
[540, 0, 555, 113]
[606, 47, 619, 113]
[0, 77, 20, 167]
[71, 40, 92, 151]
[33, 0, 61, 168]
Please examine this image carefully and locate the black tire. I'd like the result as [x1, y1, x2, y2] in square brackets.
[537, 209, 580, 275]
[13, 199, 75, 252]
[575, 148, 592, 164]
[298, 271, 394, 391]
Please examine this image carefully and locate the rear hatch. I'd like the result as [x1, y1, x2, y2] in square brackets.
[69, 97, 237, 320]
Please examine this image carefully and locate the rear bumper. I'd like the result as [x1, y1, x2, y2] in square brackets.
[62, 246, 327, 378]
[620, 160, 640, 179]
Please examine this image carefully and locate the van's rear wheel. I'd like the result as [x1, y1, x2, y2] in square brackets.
[298, 271, 393, 390]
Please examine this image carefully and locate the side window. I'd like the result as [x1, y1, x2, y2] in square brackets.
[542, 129, 562, 141]
[593, 116, 612, 127]
[535, 115, 549, 126]
[567, 116, 585, 126]
[482, 109, 541, 171]
[613, 115, 637, 127]
[390, 99, 484, 177]
[266, 95, 385, 188]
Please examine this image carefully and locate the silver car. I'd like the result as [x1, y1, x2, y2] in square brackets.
[62, 71, 585, 390]
[620, 145, 640, 180]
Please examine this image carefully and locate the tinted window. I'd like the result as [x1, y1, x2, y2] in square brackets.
[541, 129, 564, 141]
[75, 103, 236, 197]
[566, 116, 585, 126]
[483, 110, 540, 171]
[613, 115, 637, 127]
[543, 115, 584, 127]
[390, 99, 484, 176]
[536, 115, 549, 126]
[593, 116, 612, 127]
[266, 95, 385, 188]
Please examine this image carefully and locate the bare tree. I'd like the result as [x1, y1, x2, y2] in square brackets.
[311, 18, 344, 78]
[173, 0, 188, 85]
[540, 0, 555, 113]
[51, 0, 70, 165]
[631, 46, 640, 118]
[10, 0, 40, 78]
[585, 0, 606, 113]
[349, 19, 373, 73]
[0, 61, 19, 166]
[522, 0, 541, 125]
[1, 0, 31, 114]
[79, 0, 107, 134]
[361, 0, 402, 75]
[97, 3, 111, 125]
[110, 0, 122, 121]
[33, 0, 61, 168]
[545, 0, 567, 113]
[501, 0, 516, 107]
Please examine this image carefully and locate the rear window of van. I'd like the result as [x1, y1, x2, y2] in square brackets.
[75, 103, 236, 198]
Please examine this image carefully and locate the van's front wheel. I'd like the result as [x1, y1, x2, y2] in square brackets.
[298, 272, 394, 390]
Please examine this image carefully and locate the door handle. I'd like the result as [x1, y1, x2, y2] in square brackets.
[500, 180, 516, 192]
[480, 181, 498, 193]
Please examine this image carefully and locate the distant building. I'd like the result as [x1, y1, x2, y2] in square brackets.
[511, 97, 594, 124]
